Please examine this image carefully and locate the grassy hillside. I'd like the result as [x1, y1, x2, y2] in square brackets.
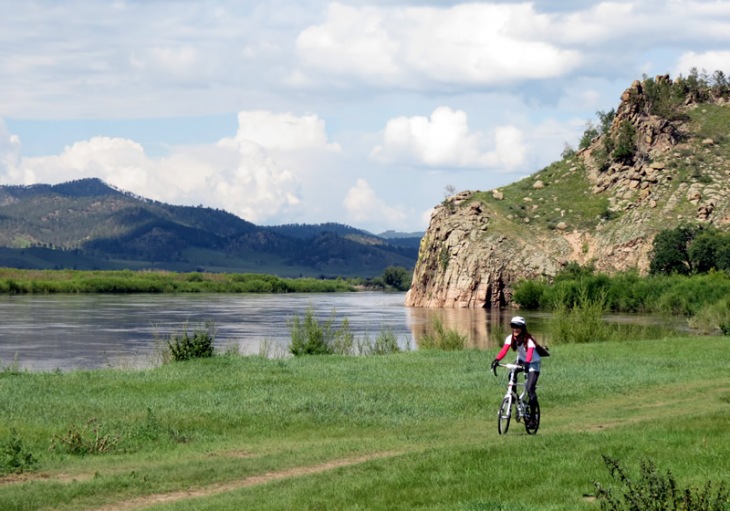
[0, 338, 727, 509]
[0, 179, 418, 277]
[470, 101, 729, 241]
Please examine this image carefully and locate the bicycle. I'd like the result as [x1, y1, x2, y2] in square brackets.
[492, 362, 540, 435]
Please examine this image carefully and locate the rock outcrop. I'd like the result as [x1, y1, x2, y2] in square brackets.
[406, 77, 730, 308]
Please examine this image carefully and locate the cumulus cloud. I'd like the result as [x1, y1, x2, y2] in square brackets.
[15, 135, 301, 223]
[296, 2, 582, 87]
[673, 51, 730, 77]
[221, 111, 340, 152]
[296, 3, 401, 83]
[0, 110, 347, 223]
[371, 107, 526, 170]
[344, 178, 407, 226]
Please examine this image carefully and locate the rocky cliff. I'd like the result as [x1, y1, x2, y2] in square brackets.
[406, 76, 730, 308]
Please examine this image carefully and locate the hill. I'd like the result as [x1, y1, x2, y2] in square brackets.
[407, 72, 730, 307]
[0, 179, 419, 277]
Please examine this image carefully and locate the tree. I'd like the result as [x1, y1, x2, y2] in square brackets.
[381, 266, 412, 291]
[686, 229, 730, 274]
[612, 120, 637, 163]
[649, 225, 702, 275]
[688, 231, 721, 273]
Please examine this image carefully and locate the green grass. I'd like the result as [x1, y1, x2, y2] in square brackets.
[0, 338, 728, 510]
[469, 158, 611, 237]
[0, 268, 357, 294]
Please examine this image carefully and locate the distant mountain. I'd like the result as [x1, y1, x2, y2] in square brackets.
[0, 178, 417, 277]
[377, 230, 423, 239]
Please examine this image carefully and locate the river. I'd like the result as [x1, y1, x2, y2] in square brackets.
[0, 292, 685, 372]
[0, 292, 526, 372]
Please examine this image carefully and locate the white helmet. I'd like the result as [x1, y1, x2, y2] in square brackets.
[509, 316, 526, 328]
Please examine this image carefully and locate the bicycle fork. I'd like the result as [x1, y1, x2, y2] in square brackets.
[503, 377, 528, 423]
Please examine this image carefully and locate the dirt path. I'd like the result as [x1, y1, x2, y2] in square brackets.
[90, 451, 399, 511]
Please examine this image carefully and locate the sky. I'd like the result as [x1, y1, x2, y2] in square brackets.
[1, 1, 729, 234]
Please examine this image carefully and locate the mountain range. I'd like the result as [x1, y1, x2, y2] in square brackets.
[0, 178, 420, 277]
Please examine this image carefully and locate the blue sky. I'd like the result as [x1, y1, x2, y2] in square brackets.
[1, 0, 729, 234]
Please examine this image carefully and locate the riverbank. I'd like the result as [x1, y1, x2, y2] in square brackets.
[0, 268, 358, 294]
[1, 337, 728, 509]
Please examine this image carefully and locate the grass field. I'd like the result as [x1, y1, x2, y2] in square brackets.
[0, 337, 728, 510]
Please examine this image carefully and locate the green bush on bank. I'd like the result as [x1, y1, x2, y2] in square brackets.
[512, 264, 730, 341]
[287, 308, 402, 356]
[418, 316, 468, 350]
[0, 269, 358, 294]
[167, 321, 216, 361]
[513, 265, 730, 317]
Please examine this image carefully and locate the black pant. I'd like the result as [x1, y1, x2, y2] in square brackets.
[519, 365, 540, 417]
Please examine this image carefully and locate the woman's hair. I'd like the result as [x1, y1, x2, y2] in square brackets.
[510, 327, 534, 351]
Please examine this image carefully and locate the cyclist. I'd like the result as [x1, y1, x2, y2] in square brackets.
[490, 316, 542, 427]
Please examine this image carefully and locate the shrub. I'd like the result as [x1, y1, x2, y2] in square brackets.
[548, 287, 611, 344]
[167, 321, 216, 361]
[289, 308, 355, 356]
[594, 455, 728, 511]
[50, 419, 120, 456]
[0, 430, 37, 474]
[419, 317, 467, 350]
[512, 279, 547, 309]
[688, 299, 730, 335]
[611, 120, 637, 163]
[381, 266, 412, 291]
[372, 325, 401, 355]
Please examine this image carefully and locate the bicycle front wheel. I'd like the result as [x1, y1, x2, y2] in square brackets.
[497, 397, 512, 434]
[525, 401, 541, 435]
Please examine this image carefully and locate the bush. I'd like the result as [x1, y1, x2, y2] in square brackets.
[50, 419, 120, 456]
[611, 120, 637, 163]
[0, 430, 37, 474]
[372, 325, 401, 355]
[381, 266, 412, 291]
[419, 317, 467, 350]
[688, 299, 730, 335]
[512, 279, 546, 309]
[288, 308, 354, 356]
[548, 287, 611, 344]
[167, 321, 216, 361]
[594, 455, 728, 511]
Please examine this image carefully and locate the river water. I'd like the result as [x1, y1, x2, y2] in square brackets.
[0, 292, 683, 372]
[0, 292, 527, 372]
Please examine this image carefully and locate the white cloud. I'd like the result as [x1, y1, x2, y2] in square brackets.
[344, 178, 407, 226]
[296, 2, 582, 87]
[129, 45, 208, 84]
[5, 113, 314, 223]
[296, 3, 402, 83]
[371, 106, 526, 170]
[221, 111, 341, 152]
[673, 51, 730, 77]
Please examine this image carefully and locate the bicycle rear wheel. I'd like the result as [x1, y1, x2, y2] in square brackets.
[524, 401, 541, 435]
[497, 397, 512, 434]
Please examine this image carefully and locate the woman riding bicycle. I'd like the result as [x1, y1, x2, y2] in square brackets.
[490, 316, 542, 427]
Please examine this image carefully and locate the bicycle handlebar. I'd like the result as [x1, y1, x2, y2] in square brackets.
[492, 362, 523, 377]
